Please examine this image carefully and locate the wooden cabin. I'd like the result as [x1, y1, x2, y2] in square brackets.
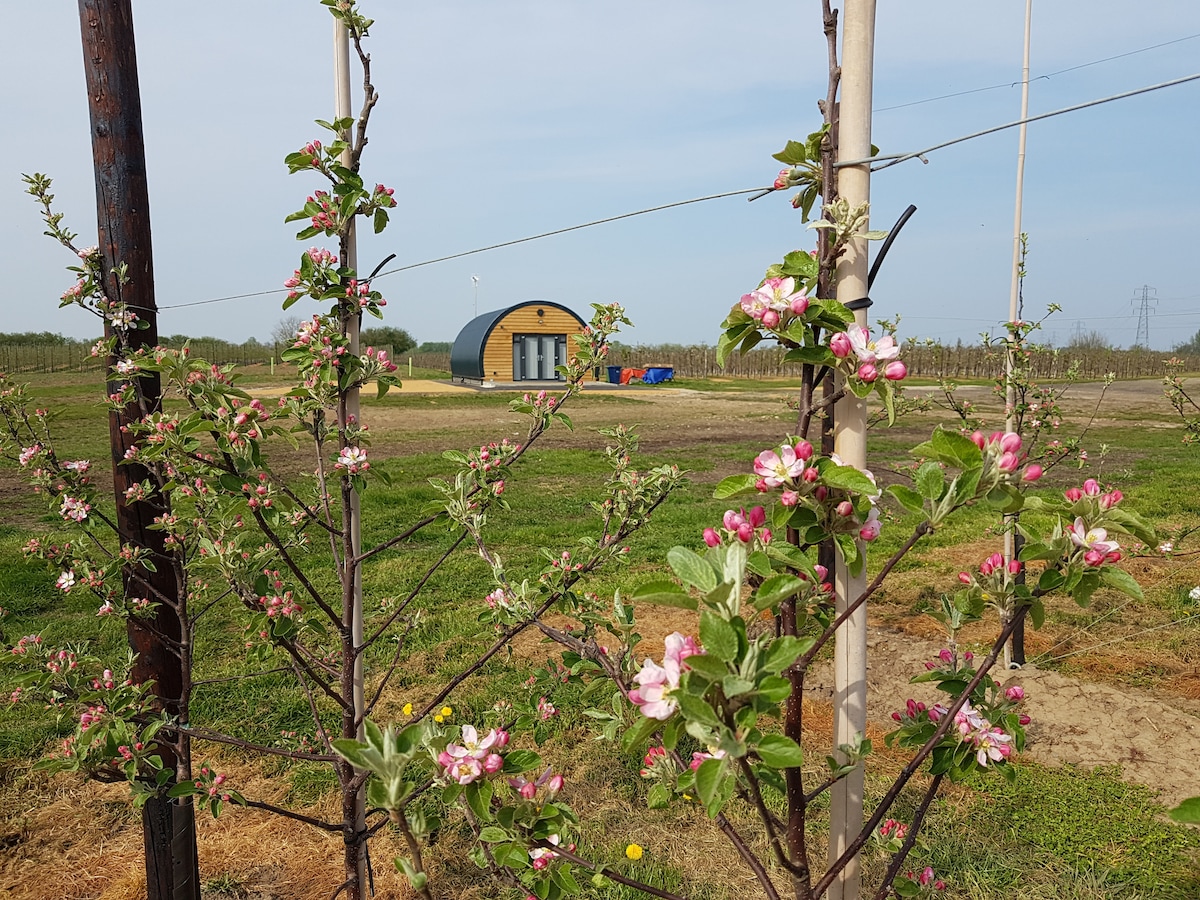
[450, 301, 590, 383]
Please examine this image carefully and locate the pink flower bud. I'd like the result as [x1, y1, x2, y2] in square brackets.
[1000, 432, 1022, 453]
[723, 510, 742, 530]
[520, 782, 537, 800]
[703, 528, 721, 548]
[1100, 490, 1123, 509]
[814, 485, 827, 500]
[836, 501, 854, 517]
[484, 753, 504, 773]
[830, 333, 852, 358]
[780, 490, 800, 507]
[883, 360, 907, 381]
[755, 477, 770, 493]
[790, 296, 809, 316]
[939, 649, 953, 663]
[773, 168, 791, 190]
[997, 451, 1019, 473]
[1083, 478, 1102, 496]
[1022, 464, 1043, 482]
[737, 523, 754, 543]
[1084, 550, 1105, 566]
[760, 528, 772, 544]
[794, 440, 814, 460]
[1018, 714, 1031, 725]
[761, 309, 780, 328]
[494, 730, 510, 748]
[547, 774, 564, 794]
[970, 431, 986, 450]
[958, 572, 972, 584]
[748, 505, 766, 527]
[814, 565, 828, 581]
[1064, 487, 1084, 502]
[1005, 685, 1025, 701]
[857, 362, 878, 383]
[1008, 559, 1021, 575]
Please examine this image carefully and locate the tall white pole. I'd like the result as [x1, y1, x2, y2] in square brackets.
[334, 17, 367, 892]
[1004, 0, 1033, 670]
[830, 2, 875, 898]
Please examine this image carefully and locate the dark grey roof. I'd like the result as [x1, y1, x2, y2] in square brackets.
[450, 300, 585, 380]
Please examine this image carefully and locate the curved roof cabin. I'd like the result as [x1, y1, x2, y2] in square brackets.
[450, 301, 589, 383]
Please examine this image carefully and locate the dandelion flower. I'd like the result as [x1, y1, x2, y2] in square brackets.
[625, 844, 644, 861]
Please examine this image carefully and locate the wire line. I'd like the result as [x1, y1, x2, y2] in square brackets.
[155, 188, 766, 311]
[874, 32, 1200, 112]
[847, 73, 1200, 171]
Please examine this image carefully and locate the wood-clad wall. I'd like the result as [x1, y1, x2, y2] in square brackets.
[481, 306, 591, 380]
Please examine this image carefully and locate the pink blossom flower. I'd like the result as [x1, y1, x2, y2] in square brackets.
[630, 633, 701, 720]
[754, 445, 805, 488]
[335, 446, 369, 474]
[1068, 518, 1120, 559]
[846, 324, 900, 364]
[858, 507, 881, 542]
[56, 570, 76, 592]
[60, 496, 90, 523]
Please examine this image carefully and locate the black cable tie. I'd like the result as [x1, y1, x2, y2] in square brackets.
[845, 297, 873, 311]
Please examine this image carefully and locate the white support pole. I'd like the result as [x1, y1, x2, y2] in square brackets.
[829, 2, 875, 898]
[334, 17, 367, 891]
[1004, 0, 1033, 670]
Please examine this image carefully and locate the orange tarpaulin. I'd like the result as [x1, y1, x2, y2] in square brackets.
[619, 367, 647, 385]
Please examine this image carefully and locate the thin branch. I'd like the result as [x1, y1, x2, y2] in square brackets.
[191, 666, 291, 687]
[872, 773, 945, 900]
[242, 796, 341, 832]
[716, 814, 782, 900]
[360, 530, 467, 652]
[172, 724, 339, 763]
[530, 840, 691, 900]
[813, 607, 1028, 897]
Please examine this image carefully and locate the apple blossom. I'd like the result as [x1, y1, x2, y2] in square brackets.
[754, 445, 805, 487]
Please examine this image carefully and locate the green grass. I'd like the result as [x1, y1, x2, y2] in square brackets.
[2, 368, 1200, 898]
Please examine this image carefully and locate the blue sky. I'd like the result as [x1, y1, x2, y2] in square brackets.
[2, 2, 1199, 351]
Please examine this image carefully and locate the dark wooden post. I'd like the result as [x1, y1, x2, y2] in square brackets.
[77, 3, 199, 898]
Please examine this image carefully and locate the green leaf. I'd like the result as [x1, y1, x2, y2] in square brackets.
[631, 579, 697, 610]
[1028, 598, 1046, 630]
[818, 461, 878, 496]
[684, 653, 731, 682]
[781, 249, 819, 279]
[753, 574, 806, 611]
[668, 546, 718, 593]
[887, 484, 926, 516]
[331, 739, 373, 770]
[713, 474, 759, 500]
[755, 734, 805, 768]
[646, 782, 671, 810]
[915, 461, 945, 500]
[621, 715, 662, 754]
[501, 750, 541, 773]
[676, 691, 723, 729]
[914, 427, 983, 470]
[478, 826, 509, 843]
[694, 756, 724, 808]
[771, 140, 808, 165]
[699, 610, 739, 663]
[761, 635, 813, 674]
[721, 674, 756, 698]
[1098, 566, 1143, 600]
[1169, 797, 1200, 824]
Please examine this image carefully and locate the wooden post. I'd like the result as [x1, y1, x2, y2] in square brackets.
[829, 1, 876, 897]
[76, 3, 198, 898]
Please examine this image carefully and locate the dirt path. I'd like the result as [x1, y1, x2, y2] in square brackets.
[805, 625, 1200, 807]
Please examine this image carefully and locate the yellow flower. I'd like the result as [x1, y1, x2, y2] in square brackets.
[402, 702, 413, 716]
[440, 705, 453, 717]
[625, 844, 644, 861]
[433, 714, 444, 723]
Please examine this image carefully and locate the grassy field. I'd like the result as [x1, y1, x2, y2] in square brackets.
[1, 368, 1199, 899]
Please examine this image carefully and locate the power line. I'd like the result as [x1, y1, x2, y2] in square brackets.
[845, 73, 1200, 170]
[874, 31, 1200, 112]
[154, 187, 765, 311]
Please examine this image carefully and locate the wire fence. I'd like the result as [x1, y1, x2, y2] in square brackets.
[3, 342, 1197, 381]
